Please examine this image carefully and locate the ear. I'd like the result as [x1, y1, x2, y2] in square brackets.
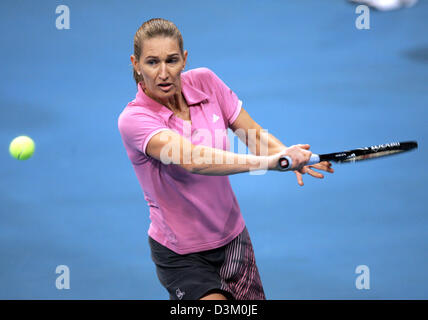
[182, 50, 188, 70]
[130, 55, 140, 75]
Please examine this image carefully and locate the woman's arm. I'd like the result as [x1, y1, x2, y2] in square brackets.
[146, 129, 311, 176]
[230, 108, 286, 156]
[230, 107, 334, 185]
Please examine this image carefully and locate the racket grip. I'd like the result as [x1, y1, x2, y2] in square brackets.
[308, 154, 320, 166]
[278, 154, 320, 171]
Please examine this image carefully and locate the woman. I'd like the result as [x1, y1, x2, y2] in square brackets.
[118, 18, 333, 300]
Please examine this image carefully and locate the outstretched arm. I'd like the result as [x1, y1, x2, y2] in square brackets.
[146, 129, 311, 176]
[229, 107, 334, 185]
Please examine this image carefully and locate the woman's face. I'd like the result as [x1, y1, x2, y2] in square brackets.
[132, 36, 187, 101]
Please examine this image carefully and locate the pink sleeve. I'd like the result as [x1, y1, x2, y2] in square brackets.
[118, 110, 170, 156]
[205, 69, 242, 127]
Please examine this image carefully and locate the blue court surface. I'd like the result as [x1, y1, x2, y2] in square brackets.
[0, 1, 427, 299]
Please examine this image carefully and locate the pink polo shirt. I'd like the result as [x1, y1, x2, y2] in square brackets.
[118, 67, 245, 254]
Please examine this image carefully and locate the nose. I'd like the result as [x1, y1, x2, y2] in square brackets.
[159, 62, 169, 81]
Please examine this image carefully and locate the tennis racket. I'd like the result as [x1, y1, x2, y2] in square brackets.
[279, 141, 418, 170]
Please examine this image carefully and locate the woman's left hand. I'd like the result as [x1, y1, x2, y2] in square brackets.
[294, 161, 334, 186]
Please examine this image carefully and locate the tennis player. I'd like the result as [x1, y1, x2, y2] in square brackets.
[118, 18, 334, 300]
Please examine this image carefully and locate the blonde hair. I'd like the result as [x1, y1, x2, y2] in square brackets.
[133, 18, 184, 85]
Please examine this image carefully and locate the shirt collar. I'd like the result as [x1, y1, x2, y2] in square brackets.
[134, 74, 209, 118]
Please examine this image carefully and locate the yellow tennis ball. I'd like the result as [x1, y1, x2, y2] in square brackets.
[9, 136, 35, 160]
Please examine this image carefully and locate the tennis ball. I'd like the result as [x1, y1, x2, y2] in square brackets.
[9, 136, 35, 160]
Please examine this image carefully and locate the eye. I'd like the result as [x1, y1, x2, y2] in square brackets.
[147, 60, 157, 65]
[167, 58, 178, 64]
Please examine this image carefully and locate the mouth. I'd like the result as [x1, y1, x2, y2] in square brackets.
[158, 83, 173, 91]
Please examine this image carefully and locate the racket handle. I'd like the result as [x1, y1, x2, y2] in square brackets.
[278, 154, 320, 171]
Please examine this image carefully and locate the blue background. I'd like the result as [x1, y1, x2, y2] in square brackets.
[0, 0, 426, 299]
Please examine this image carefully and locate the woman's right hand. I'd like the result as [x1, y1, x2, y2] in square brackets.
[269, 144, 313, 171]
